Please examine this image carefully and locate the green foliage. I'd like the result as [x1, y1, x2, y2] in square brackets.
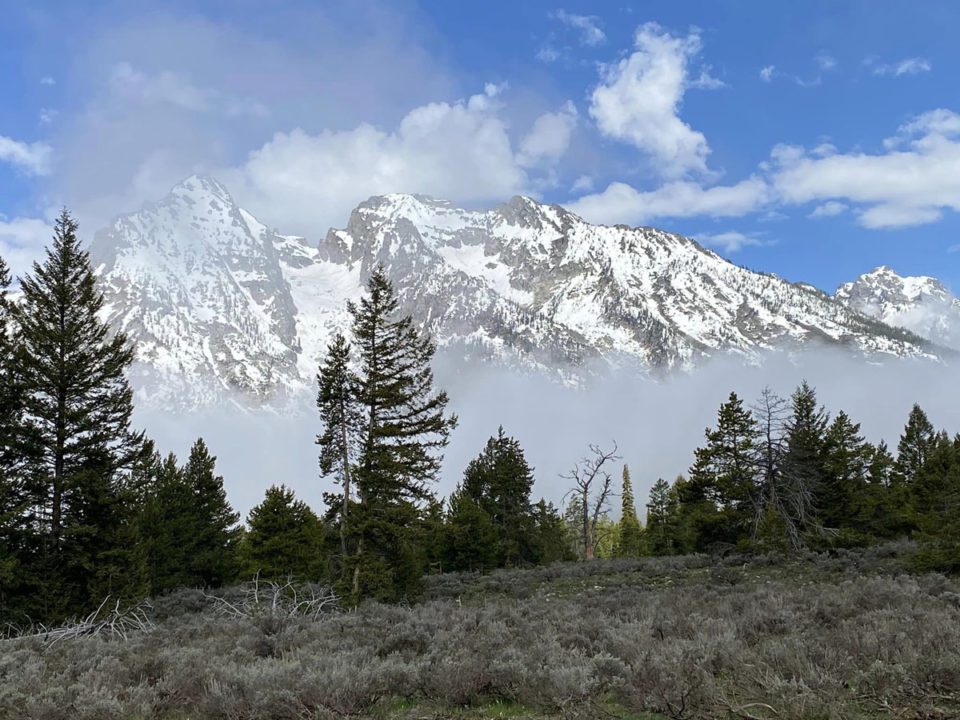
[2, 211, 146, 623]
[615, 465, 644, 557]
[324, 266, 456, 603]
[457, 427, 538, 568]
[138, 440, 240, 594]
[682, 392, 759, 551]
[242, 485, 326, 581]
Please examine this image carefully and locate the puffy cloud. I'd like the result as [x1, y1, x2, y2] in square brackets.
[759, 65, 775, 83]
[771, 109, 960, 228]
[227, 85, 539, 235]
[588, 22, 715, 177]
[0, 136, 53, 176]
[871, 57, 932, 77]
[550, 10, 606, 46]
[0, 216, 53, 279]
[516, 101, 578, 168]
[809, 200, 847, 218]
[566, 177, 769, 226]
[694, 230, 767, 253]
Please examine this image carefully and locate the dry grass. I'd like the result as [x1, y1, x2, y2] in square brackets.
[1, 543, 958, 719]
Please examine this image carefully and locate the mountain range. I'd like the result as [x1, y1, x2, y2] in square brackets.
[88, 175, 955, 410]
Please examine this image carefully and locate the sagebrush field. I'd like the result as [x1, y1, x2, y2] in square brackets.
[2, 542, 958, 720]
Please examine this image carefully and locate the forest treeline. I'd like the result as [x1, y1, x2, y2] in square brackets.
[1, 211, 959, 625]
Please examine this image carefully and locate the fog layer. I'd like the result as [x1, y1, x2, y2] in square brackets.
[135, 351, 960, 519]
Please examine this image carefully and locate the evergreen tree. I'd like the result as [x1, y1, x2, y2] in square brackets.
[682, 392, 759, 551]
[896, 404, 936, 485]
[13, 210, 145, 620]
[646, 477, 678, 555]
[346, 266, 457, 601]
[616, 465, 644, 556]
[778, 381, 829, 547]
[531, 500, 573, 564]
[243, 485, 326, 581]
[460, 427, 536, 566]
[443, 487, 498, 572]
[138, 452, 197, 593]
[0, 254, 28, 619]
[182, 439, 240, 587]
[317, 333, 362, 560]
[819, 411, 872, 541]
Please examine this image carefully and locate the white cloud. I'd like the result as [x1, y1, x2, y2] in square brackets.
[589, 22, 714, 177]
[815, 53, 837, 71]
[39, 109, 58, 125]
[550, 9, 606, 46]
[0, 216, 53, 279]
[695, 230, 767, 253]
[570, 175, 594, 193]
[809, 200, 847, 218]
[566, 177, 769, 226]
[39, 76, 55, 86]
[516, 101, 578, 167]
[109, 62, 269, 117]
[226, 85, 539, 235]
[759, 65, 775, 82]
[536, 46, 560, 63]
[690, 66, 726, 90]
[771, 109, 960, 228]
[949, 244, 960, 253]
[872, 57, 932, 77]
[0, 136, 53, 176]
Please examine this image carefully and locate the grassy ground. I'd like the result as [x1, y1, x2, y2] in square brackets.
[2, 542, 959, 719]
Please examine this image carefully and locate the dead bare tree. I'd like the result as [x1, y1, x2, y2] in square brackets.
[203, 572, 338, 625]
[562, 442, 621, 560]
[10, 597, 156, 647]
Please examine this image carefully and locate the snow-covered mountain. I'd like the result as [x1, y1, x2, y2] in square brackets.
[835, 266, 960, 351]
[90, 175, 938, 410]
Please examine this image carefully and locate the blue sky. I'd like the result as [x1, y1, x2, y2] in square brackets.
[1, 0, 958, 292]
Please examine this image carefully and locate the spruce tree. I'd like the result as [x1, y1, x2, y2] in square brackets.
[443, 486, 498, 572]
[13, 210, 145, 619]
[778, 381, 829, 547]
[243, 485, 326, 581]
[182, 439, 240, 587]
[896, 404, 935, 485]
[683, 392, 759, 550]
[531, 499, 574, 563]
[137, 452, 195, 594]
[645, 477, 678, 555]
[347, 266, 457, 601]
[317, 332, 362, 559]
[616, 465, 644, 556]
[819, 411, 872, 541]
[0, 254, 26, 618]
[460, 427, 536, 566]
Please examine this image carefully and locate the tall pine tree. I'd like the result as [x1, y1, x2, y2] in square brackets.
[459, 427, 536, 567]
[616, 465, 644, 556]
[317, 332, 362, 559]
[683, 393, 759, 551]
[13, 210, 145, 620]
[346, 266, 456, 601]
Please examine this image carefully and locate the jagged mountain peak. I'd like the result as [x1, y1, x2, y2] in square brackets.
[835, 266, 959, 349]
[89, 176, 945, 410]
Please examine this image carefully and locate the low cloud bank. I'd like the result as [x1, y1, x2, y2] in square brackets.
[135, 350, 960, 519]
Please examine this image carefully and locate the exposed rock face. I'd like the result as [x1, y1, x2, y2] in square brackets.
[90, 175, 939, 409]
